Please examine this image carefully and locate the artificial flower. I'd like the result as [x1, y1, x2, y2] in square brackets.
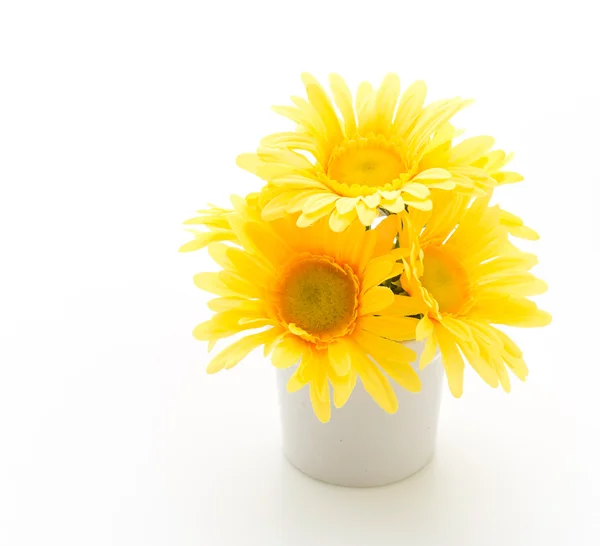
[237, 73, 522, 232]
[190, 205, 424, 422]
[398, 193, 551, 396]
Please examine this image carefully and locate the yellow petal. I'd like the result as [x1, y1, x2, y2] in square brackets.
[302, 73, 343, 144]
[386, 295, 426, 316]
[270, 175, 328, 191]
[361, 255, 395, 292]
[475, 254, 538, 280]
[335, 196, 359, 215]
[505, 224, 540, 241]
[356, 200, 378, 226]
[495, 356, 511, 393]
[351, 347, 399, 414]
[271, 105, 317, 135]
[206, 329, 281, 373]
[329, 208, 357, 232]
[193, 313, 271, 341]
[179, 230, 236, 252]
[499, 209, 540, 240]
[504, 353, 529, 381]
[309, 373, 331, 423]
[491, 326, 523, 358]
[243, 221, 291, 266]
[236, 153, 262, 175]
[283, 190, 321, 213]
[193, 272, 236, 297]
[360, 316, 418, 341]
[449, 136, 495, 165]
[353, 329, 421, 392]
[410, 99, 472, 157]
[439, 317, 475, 344]
[383, 195, 406, 213]
[207, 297, 261, 313]
[493, 171, 524, 185]
[329, 73, 357, 137]
[412, 168, 452, 181]
[401, 182, 431, 199]
[328, 340, 352, 376]
[473, 296, 552, 327]
[271, 336, 304, 369]
[435, 325, 465, 397]
[206, 243, 233, 270]
[227, 247, 274, 282]
[261, 192, 296, 221]
[374, 73, 401, 134]
[354, 328, 417, 365]
[456, 336, 499, 389]
[377, 358, 421, 393]
[359, 286, 395, 316]
[416, 315, 434, 340]
[420, 335, 438, 369]
[362, 192, 381, 209]
[287, 361, 309, 393]
[302, 193, 339, 214]
[372, 214, 399, 256]
[393, 80, 427, 136]
[263, 331, 286, 357]
[425, 180, 456, 190]
[355, 81, 374, 130]
[332, 370, 357, 409]
[404, 197, 432, 211]
[220, 271, 262, 298]
[479, 274, 548, 297]
[296, 202, 336, 228]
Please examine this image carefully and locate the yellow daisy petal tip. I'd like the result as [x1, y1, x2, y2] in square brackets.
[449, 384, 464, 398]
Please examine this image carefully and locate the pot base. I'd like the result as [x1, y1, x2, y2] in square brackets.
[283, 450, 436, 488]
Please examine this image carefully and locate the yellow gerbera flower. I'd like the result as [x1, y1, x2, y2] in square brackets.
[190, 209, 424, 422]
[237, 73, 521, 232]
[399, 193, 551, 397]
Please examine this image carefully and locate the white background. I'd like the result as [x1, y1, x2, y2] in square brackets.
[1, 1, 598, 544]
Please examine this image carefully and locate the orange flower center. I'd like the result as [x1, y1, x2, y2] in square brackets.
[275, 255, 359, 344]
[421, 246, 471, 315]
[327, 137, 406, 189]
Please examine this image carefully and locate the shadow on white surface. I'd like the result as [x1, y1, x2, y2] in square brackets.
[278, 410, 576, 546]
[280, 450, 480, 545]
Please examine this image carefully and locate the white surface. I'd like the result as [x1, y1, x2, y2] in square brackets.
[0, 1, 598, 545]
[277, 343, 443, 487]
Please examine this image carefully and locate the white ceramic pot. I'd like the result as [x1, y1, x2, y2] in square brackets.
[276, 341, 443, 487]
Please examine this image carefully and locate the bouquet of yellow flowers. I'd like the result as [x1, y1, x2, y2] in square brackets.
[181, 73, 550, 424]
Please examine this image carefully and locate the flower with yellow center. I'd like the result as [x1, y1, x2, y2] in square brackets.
[398, 193, 551, 396]
[190, 208, 424, 422]
[237, 73, 522, 232]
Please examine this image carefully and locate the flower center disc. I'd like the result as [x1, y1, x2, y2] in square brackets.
[328, 144, 404, 188]
[277, 256, 358, 341]
[421, 247, 471, 315]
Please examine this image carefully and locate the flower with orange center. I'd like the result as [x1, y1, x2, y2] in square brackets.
[190, 207, 424, 422]
[398, 193, 551, 396]
[237, 73, 525, 232]
[274, 255, 360, 346]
